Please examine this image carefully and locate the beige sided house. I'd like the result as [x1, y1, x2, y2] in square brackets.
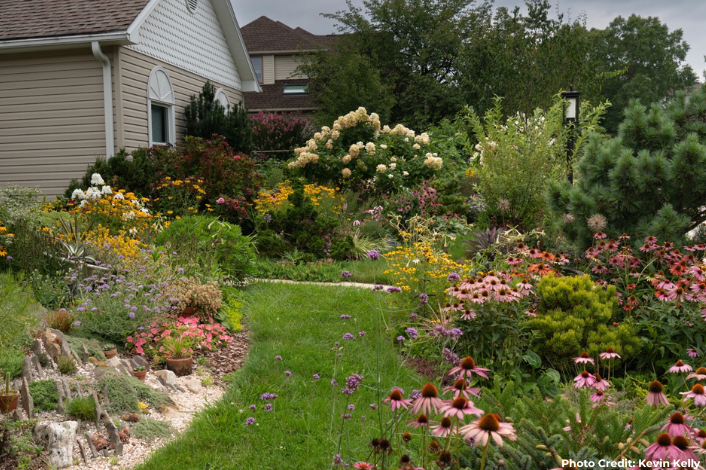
[0, 0, 261, 196]
[240, 16, 336, 114]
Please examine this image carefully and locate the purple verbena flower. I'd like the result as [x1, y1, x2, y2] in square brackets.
[405, 327, 418, 339]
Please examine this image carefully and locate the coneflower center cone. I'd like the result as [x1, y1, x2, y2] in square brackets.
[416, 414, 428, 425]
[421, 383, 438, 398]
[606, 347, 615, 353]
[648, 381, 663, 393]
[670, 412, 685, 424]
[581, 371, 590, 378]
[580, 352, 590, 358]
[452, 397, 468, 409]
[697, 367, 706, 375]
[698, 429, 706, 438]
[478, 413, 501, 432]
[402, 432, 412, 442]
[389, 389, 402, 401]
[672, 435, 689, 450]
[593, 373, 603, 381]
[440, 417, 452, 428]
[693, 384, 705, 394]
[656, 433, 672, 446]
[676, 360, 685, 367]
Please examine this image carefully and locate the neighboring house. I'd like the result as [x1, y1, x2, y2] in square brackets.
[0, 0, 260, 196]
[240, 16, 336, 114]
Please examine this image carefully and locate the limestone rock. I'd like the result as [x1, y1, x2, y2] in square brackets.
[54, 379, 65, 414]
[33, 421, 78, 469]
[105, 357, 131, 376]
[184, 377, 202, 394]
[153, 370, 177, 385]
[31, 338, 44, 356]
[20, 377, 34, 419]
[22, 355, 34, 382]
[130, 356, 148, 369]
[100, 411, 123, 456]
[31, 354, 44, 379]
[144, 376, 168, 393]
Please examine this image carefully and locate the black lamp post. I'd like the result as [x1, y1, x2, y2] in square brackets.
[561, 85, 580, 184]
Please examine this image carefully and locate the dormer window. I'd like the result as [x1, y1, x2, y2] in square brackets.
[283, 83, 308, 95]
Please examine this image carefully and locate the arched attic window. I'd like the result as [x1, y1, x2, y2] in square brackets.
[147, 67, 176, 146]
[214, 88, 230, 113]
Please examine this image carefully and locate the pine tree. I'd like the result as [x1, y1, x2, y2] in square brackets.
[548, 84, 706, 248]
[184, 81, 253, 154]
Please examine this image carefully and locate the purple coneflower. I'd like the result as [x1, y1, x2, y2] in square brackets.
[407, 413, 431, 429]
[590, 390, 605, 402]
[353, 463, 376, 469]
[687, 366, 706, 381]
[688, 348, 701, 358]
[432, 417, 455, 438]
[460, 414, 516, 447]
[644, 433, 683, 462]
[694, 429, 706, 445]
[670, 360, 693, 373]
[411, 383, 444, 415]
[662, 412, 693, 438]
[439, 396, 483, 419]
[599, 347, 621, 360]
[681, 383, 706, 406]
[592, 373, 610, 391]
[443, 377, 481, 399]
[573, 352, 594, 364]
[672, 435, 699, 463]
[573, 371, 596, 389]
[647, 381, 670, 406]
[447, 356, 490, 380]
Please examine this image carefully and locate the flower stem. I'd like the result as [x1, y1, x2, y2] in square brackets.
[479, 440, 490, 470]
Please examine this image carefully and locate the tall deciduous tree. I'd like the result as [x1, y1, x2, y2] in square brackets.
[592, 15, 698, 133]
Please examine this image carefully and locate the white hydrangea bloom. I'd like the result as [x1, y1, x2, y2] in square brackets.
[71, 189, 86, 201]
[101, 185, 113, 195]
[389, 163, 396, 170]
[91, 173, 105, 185]
[376, 164, 387, 173]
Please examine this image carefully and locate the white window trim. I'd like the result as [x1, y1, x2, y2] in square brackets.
[146, 66, 176, 146]
[214, 88, 230, 113]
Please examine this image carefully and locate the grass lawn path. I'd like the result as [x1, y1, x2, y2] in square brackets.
[137, 282, 420, 470]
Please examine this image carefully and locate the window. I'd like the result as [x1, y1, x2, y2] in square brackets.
[251, 57, 263, 84]
[147, 67, 175, 146]
[283, 83, 308, 95]
[214, 88, 230, 113]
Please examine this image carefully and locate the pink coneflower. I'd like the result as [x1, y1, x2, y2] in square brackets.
[353, 463, 376, 469]
[407, 413, 431, 429]
[460, 414, 517, 447]
[432, 417, 455, 438]
[647, 381, 670, 406]
[460, 309, 476, 320]
[670, 360, 693, 373]
[592, 373, 610, 391]
[672, 435, 699, 463]
[574, 371, 596, 389]
[687, 366, 706, 381]
[573, 352, 594, 364]
[443, 378, 481, 399]
[646, 236, 658, 244]
[493, 288, 517, 302]
[688, 348, 701, 358]
[599, 347, 621, 360]
[661, 412, 693, 438]
[447, 356, 490, 380]
[681, 383, 706, 406]
[645, 433, 683, 463]
[439, 396, 484, 420]
[590, 390, 605, 402]
[384, 388, 412, 411]
[411, 383, 444, 415]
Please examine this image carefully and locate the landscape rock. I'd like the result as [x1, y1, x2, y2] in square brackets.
[153, 370, 177, 385]
[31, 354, 44, 378]
[54, 379, 65, 413]
[49, 328, 73, 356]
[31, 338, 44, 356]
[100, 411, 123, 456]
[33, 421, 78, 469]
[130, 356, 149, 369]
[81, 344, 90, 362]
[144, 376, 168, 393]
[184, 377, 202, 394]
[22, 355, 34, 382]
[93, 365, 109, 381]
[20, 377, 34, 419]
[105, 356, 132, 376]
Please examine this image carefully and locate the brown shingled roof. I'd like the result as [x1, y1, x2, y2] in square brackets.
[241, 16, 336, 53]
[0, 0, 150, 41]
[244, 80, 315, 112]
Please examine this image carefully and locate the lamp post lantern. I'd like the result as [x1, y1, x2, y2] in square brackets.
[561, 85, 580, 183]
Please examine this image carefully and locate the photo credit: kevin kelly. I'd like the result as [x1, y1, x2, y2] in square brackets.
[561, 459, 701, 468]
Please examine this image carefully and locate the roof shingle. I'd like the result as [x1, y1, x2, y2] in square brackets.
[244, 80, 315, 112]
[241, 16, 336, 53]
[0, 0, 150, 41]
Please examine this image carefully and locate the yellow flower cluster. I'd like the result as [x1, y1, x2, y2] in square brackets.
[0, 220, 13, 257]
[254, 181, 343, 214]
[71, 190, 153, 235]
[384, 242, 470, 290]
[156, 177, 206, 196]
[85, 225, 144, 263]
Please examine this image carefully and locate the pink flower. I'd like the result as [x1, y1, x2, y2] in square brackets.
[353, 463, 376, 469]
[681, 384, 706, 406]
[687, 367, 706, 381]
[407, 413, 431, 429]
[644, 433, 683, 465]
[438, 396, 484, 420]
[443, 378, 481, 400]
[216, 198, 225, 204]
[573, 352, 594, 364]
[411, 383, 444, 415]
[431, 417, 455, 438]
[447, 356, 490, 380]
[460, 414, 516, 447]
[590, 390, 606, 402]
[383, 388, 412, 411]
[688, 348, 700, 358]
[661, 412, 693, 438]
[599, 347, 621, 360]
[591, 373, 610, 391]
[574, 371, 596, 389]
[669, 360, 693, 373]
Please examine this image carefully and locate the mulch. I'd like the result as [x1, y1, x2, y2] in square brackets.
[197, 329, 250, 383]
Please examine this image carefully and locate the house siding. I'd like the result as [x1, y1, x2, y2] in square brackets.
[263, 55, 275, 85]
[0, 48, 111, 196]
[119, 47, 243, 152]
[274, 55, 305, 81]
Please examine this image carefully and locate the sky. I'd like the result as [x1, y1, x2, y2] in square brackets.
[232, 0, 706, 81]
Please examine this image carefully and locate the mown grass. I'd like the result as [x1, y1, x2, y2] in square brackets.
[254, 257, 397, 285]
[137, 283, 420, 470]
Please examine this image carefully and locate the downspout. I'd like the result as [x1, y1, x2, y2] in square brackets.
[91, 41, 115, 158]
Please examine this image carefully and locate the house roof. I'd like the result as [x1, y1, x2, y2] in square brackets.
[243, 80, 315, 112]
[241, 16, 336, 53]
[0, 0, 150, 41]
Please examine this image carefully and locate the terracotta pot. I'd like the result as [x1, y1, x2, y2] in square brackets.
[0, 391, 19, 414]
[103, 348, 117, 359]
[181, 307, 197, 318]
[132, 370, 147, 381]
[166, 357, 193, 377]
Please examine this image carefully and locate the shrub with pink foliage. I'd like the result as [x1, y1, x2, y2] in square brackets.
[251, 111, 313, 157]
